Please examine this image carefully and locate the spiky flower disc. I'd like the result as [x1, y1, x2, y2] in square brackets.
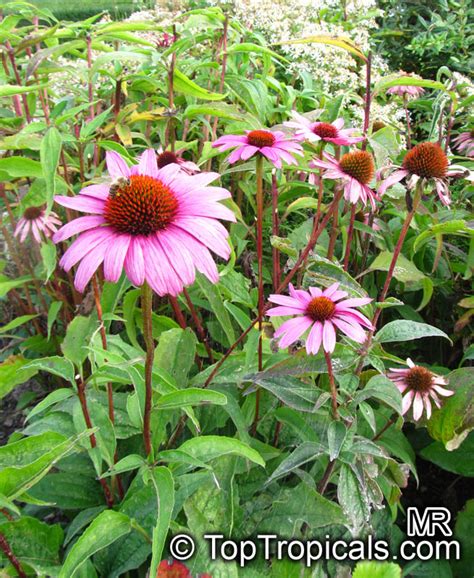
[402, 142, 448, 179]
[339, 150, 375, 185]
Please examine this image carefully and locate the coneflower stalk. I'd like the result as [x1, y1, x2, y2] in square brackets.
[252, 154, 265, 434]
[141, 281, 154, 457]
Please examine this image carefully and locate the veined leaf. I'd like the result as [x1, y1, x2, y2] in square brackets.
[275, 35, 367, 61]
[173, 69, 225, 101]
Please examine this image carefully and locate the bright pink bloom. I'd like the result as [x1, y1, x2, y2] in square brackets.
[14, 206, 61, 243]
[212, 129, 303, 169]
[156, 146, 201, 175]
[452, 131, 474, 158]
[311, 150, 377, 210]
[53, 150, 235, 294]
[387, 358, 454, 421]
[284, 111, 364, 146]
[386, 72, 425, 99]
[377, 142, 466, 206]
[267, 283, 373, 355]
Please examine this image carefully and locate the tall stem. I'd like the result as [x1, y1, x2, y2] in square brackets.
[325, 351, 339, 420]
[355, 186, 422, 376]
[403, 94, 412, 149]
[362, 52, 372, 144]
[271, 171, 280, 291]
[183, 288, 214, 363]
[252, 155, 265, 434]
[141, 282, 154, 457]
[343, 204, 357, 270]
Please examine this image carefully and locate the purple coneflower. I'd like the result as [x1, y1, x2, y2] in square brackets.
[311, 150, 377, 210]
[53, 149, 235, 294]
[14, 206, 61, 243]
[156, 146, 201, 175]
[388, 358, 454, 420]
[377, 142, 465, 206]
[212, 129, 303, 169]
[284, 112, 364, 146]
[267, 282, 373, 355]
[452, 130, 474, 158]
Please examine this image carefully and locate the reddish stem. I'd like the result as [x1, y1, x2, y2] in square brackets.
[271, 171, 281, 290]
[325, 350, 339, 420]
[343, 204, 357, 270]
[168, 296, 187, 328]
[0, 532, 26, 578]
[183, 288, 214, 363]
[141, 282, 154, 457]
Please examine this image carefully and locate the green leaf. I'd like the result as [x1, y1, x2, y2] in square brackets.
[420, 432, 474, 477]
[154, 328, 197, 385]
[453, 500, 474, 578]
[0, 83, 48, 97]
[59, 511, 132, 578]
[47, 301, 63, 340]
[184, 102, 245, 120]
[427, 368, 474, 450]
[226, 42, 289, 62]
[0, 157, 43, 179]
[156, 388, 227, 410]
[337, 464, 369, 532]
[353, 374, 403, 415]
[25, 388, 74, 423]
[413, 220, 472, 253]
[0, 431, 88, 499]
[25, 356, 76, 384]
[40, 240, 57, 281]
[62, 315, 95, 367]
[173, 69, 225, 101]
[196, 273, 236, 346]
[0, 355, 39, 400]
[40, 127, 62, 209]
[328, 421, 347, 461]
[374, 75, 456, 99]
[102, 454, 145, 477]
[276, 35, 366, 61]
[375, 320, 452, 345]
[148, 466, 175, 577]
[267, 442, 323, 483]
[0, 517, 63, 574]
[353, 561, 401, 578]
[0, 275, 33, 298]
[247, 374, 326, 412]
[369, 251, 425, 284]
[178, 436, 265, 467]
[0, 314, 38, 334]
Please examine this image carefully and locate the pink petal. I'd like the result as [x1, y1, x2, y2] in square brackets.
[136, 149, 158, 178]
[322, 321, 336, 353]
[53, 216, 106, 243]
[412, 393, 424, 421]
[74, 238, 112, 292]
[267, 306, 307, 317]
[106, 151, 131, 179]
[276, 316, 313, 349]
[336, 297, 372, 308]
[103, 234, 131, 283]
[173, 216, 230, 259]
[54, 195, 105, 214]
[124, 237, 145, 286]
[80, 184, 110, 200]
[377, 170, 408, 197]
[432, 385, 454, 397]
[267, 294, 306, 309]
[60, 228, 113, 271]
[306, 321, 323, 355]
[332, 317, 366, 343]
[402, 390, 415, 415]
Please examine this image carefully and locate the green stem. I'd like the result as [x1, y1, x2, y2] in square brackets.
[141, 282, 154, 457]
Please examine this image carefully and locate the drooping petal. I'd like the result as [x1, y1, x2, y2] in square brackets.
[322, 321, 336, 353]
[103, 233, 131, 283]
[74, 238, 112, 292]
[124, 237, 145, 287]
[306, 321, 323, 355]
[412, 393, 424, 421]
[276, 316, 313, 349]
[60, 227, 114, 271]
[54, 195, 106, 214]
[401, 390, 415, 415]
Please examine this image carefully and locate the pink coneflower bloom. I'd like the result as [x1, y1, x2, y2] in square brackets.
[14, 206, 61, 243]
[311, 150, 377, 210]
[156, 146, 201, 175]
[53, 150, 235, 294]
[212, 129, 303, 169]
[267, 283, 373, 355]
[386, 72, 425, 99]
[452, 131, 474, 158]
[387, 358, 454, 421]
[284, 111, 364, 146]
[377, 142, 466, 206]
